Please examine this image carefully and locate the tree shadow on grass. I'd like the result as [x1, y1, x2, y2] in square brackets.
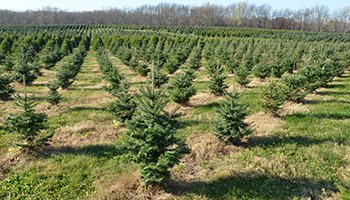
[37, 144, 122, 159]
[69, 106, 106, 112]
[289, 112, 350, 120]
[247, 134, 344, 148]
[168, 171, 337, 199]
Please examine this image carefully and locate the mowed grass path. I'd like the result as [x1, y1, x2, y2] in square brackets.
[0, 49, 349, 199]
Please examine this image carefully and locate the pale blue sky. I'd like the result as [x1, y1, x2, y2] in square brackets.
[1, 0, 349, 12]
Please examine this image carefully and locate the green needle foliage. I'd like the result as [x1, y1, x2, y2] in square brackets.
[259, 80, 287, 114]
[0, 72, 15, 100]
[208, 66, 229, 96]
[96, 47, 123, 93]
[136, 63, 150, 77]
[253, 62, 272, 80]
[187, 45, 202, 71]
[148, 65, 168, 89]
[121, 85, 189, 186]
[56, 48, 86, 89]
[4, 81, 52, 151]
[3, 54, 15, 72]
[236, 65, 251, 87]
[281, 74, 308, 103]
[212, 90, 252, 144]
[108, 81, 137, 123]
[170, 69, 197, 105]
[45, 81, 63, 105]
[13, 48, 37, 85]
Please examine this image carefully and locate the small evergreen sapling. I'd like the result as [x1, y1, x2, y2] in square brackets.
[3, 54, 15, 72]
[236, 65, 251, 87]
[281, 74, 308, 103]
[170, 69, 197, 105]
[121, 84, 189, 186]
[108, 80, 137, 123]
[0, 72, 15, 100]
[4, 77, 52, 151]
[148, 64, 168, 88]
[259, 80, 287, 114]
[136, 63, 150, 77]
[13, 48, 37, 85]
[207, 66, 229, 96]
[45, 81, 63, 105]
[212, 88, 252, 144]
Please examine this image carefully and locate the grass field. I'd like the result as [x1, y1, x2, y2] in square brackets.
[1, 49, 349, 199]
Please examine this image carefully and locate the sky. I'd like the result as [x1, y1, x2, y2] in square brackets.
[1, 0, 349, 12]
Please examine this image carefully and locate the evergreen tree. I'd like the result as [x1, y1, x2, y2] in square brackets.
[163, 57, 179, 74]
[31, 57, 43, 76]
[281, 74, 308, 103]
[13, 48, 37, 85]
[121, 84, 189, 186]
[207, 66, 229, 96]
[253, 62, 272, 80]
[0, 72, 14, 100]
[45, 81, 63, 105]
[225, 57, 239, 74]
[108, 81, 137, 123]
[212, 89, 252, 144]
[205, 59, 221, 75]
[41, 47, 56, 70]
[0, 50, 6, 64]
[271, 59, 285, 78]
[3, 54, 15, 72]
[170, 69, 197, 105]
[96, 47, 123, 93]
[4, 79, 52, 151]
[259, 80, 286, 114]
[236, 65, 251, 87]
[56, 49, 85, 89]
[298, 64, 323, 92]
[202, 42, 214, 61]
[187, 46, 202, 71]
[136, 63, 150, 77]
[148, 64, 168, 88]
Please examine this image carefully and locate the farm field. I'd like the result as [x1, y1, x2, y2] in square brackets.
[1, 25, 350, 199]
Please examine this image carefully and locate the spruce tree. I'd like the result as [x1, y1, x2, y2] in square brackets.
[136, 63, 150, 77]
[225, 57, 239, 74]
[163, 57, 179, 74]
[108, 80, 137, 123]
[4, 77, 52, 151]
[253, 62, 272, 80]
[259, 80, 287, 114]
[0, 72, 14, 100]
[96, 47, 123, 93]
[121, 82, 189, 186]
[212, 89, 252, 144]
[3, 54, 15, 72]
[148, 64, 168, 89]
[170, 69, 197, 105]
[236, 65, 251, 87]
[187, 45, 202, 71]
[207, 66, 229, 96]
[13, 47, 37, 85]
[281, 74, 308, 103]
[45, 81, 63, 105]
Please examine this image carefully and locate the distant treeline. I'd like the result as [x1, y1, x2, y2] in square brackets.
[0, 2, 350, 33]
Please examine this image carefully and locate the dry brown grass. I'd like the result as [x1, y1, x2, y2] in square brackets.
[95, 170, 172, 200]
[53, 121, 120, 146]
[187, 93, 221, 107]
